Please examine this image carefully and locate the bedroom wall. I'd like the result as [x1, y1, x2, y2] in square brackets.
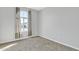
[39, 7, 79, 50]
[0, 7, 15, 43]
[31, 9, 39, 36]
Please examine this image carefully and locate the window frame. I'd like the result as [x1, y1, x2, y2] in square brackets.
[20, 10, 28, 32]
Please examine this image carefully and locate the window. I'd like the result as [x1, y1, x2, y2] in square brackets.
[20, 10, 28, 32]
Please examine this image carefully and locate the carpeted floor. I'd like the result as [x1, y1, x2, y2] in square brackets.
[0, 36, 78, 51]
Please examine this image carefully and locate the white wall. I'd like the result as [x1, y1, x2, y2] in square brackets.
[0, 7, 39, 44]
[31, 9, 39, 36]
[39, 7, 79, 49]
[0, 7, 15, 43]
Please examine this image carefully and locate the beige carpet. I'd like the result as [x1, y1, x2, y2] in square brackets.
[0, 37, 78, 51]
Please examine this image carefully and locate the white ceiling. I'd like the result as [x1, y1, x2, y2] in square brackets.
[29, 7, 45, 11]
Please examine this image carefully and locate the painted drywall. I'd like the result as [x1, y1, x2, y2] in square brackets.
[0, 7, 39, 43]
[39, 7, 79, 49]
[31, 9, 39, 36]
[0, 7, 15, 43]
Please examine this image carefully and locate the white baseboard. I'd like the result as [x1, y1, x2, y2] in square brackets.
[0, 35, 38, 45]
[16, 35, 38, 40]
[39, 35, 79, 50]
